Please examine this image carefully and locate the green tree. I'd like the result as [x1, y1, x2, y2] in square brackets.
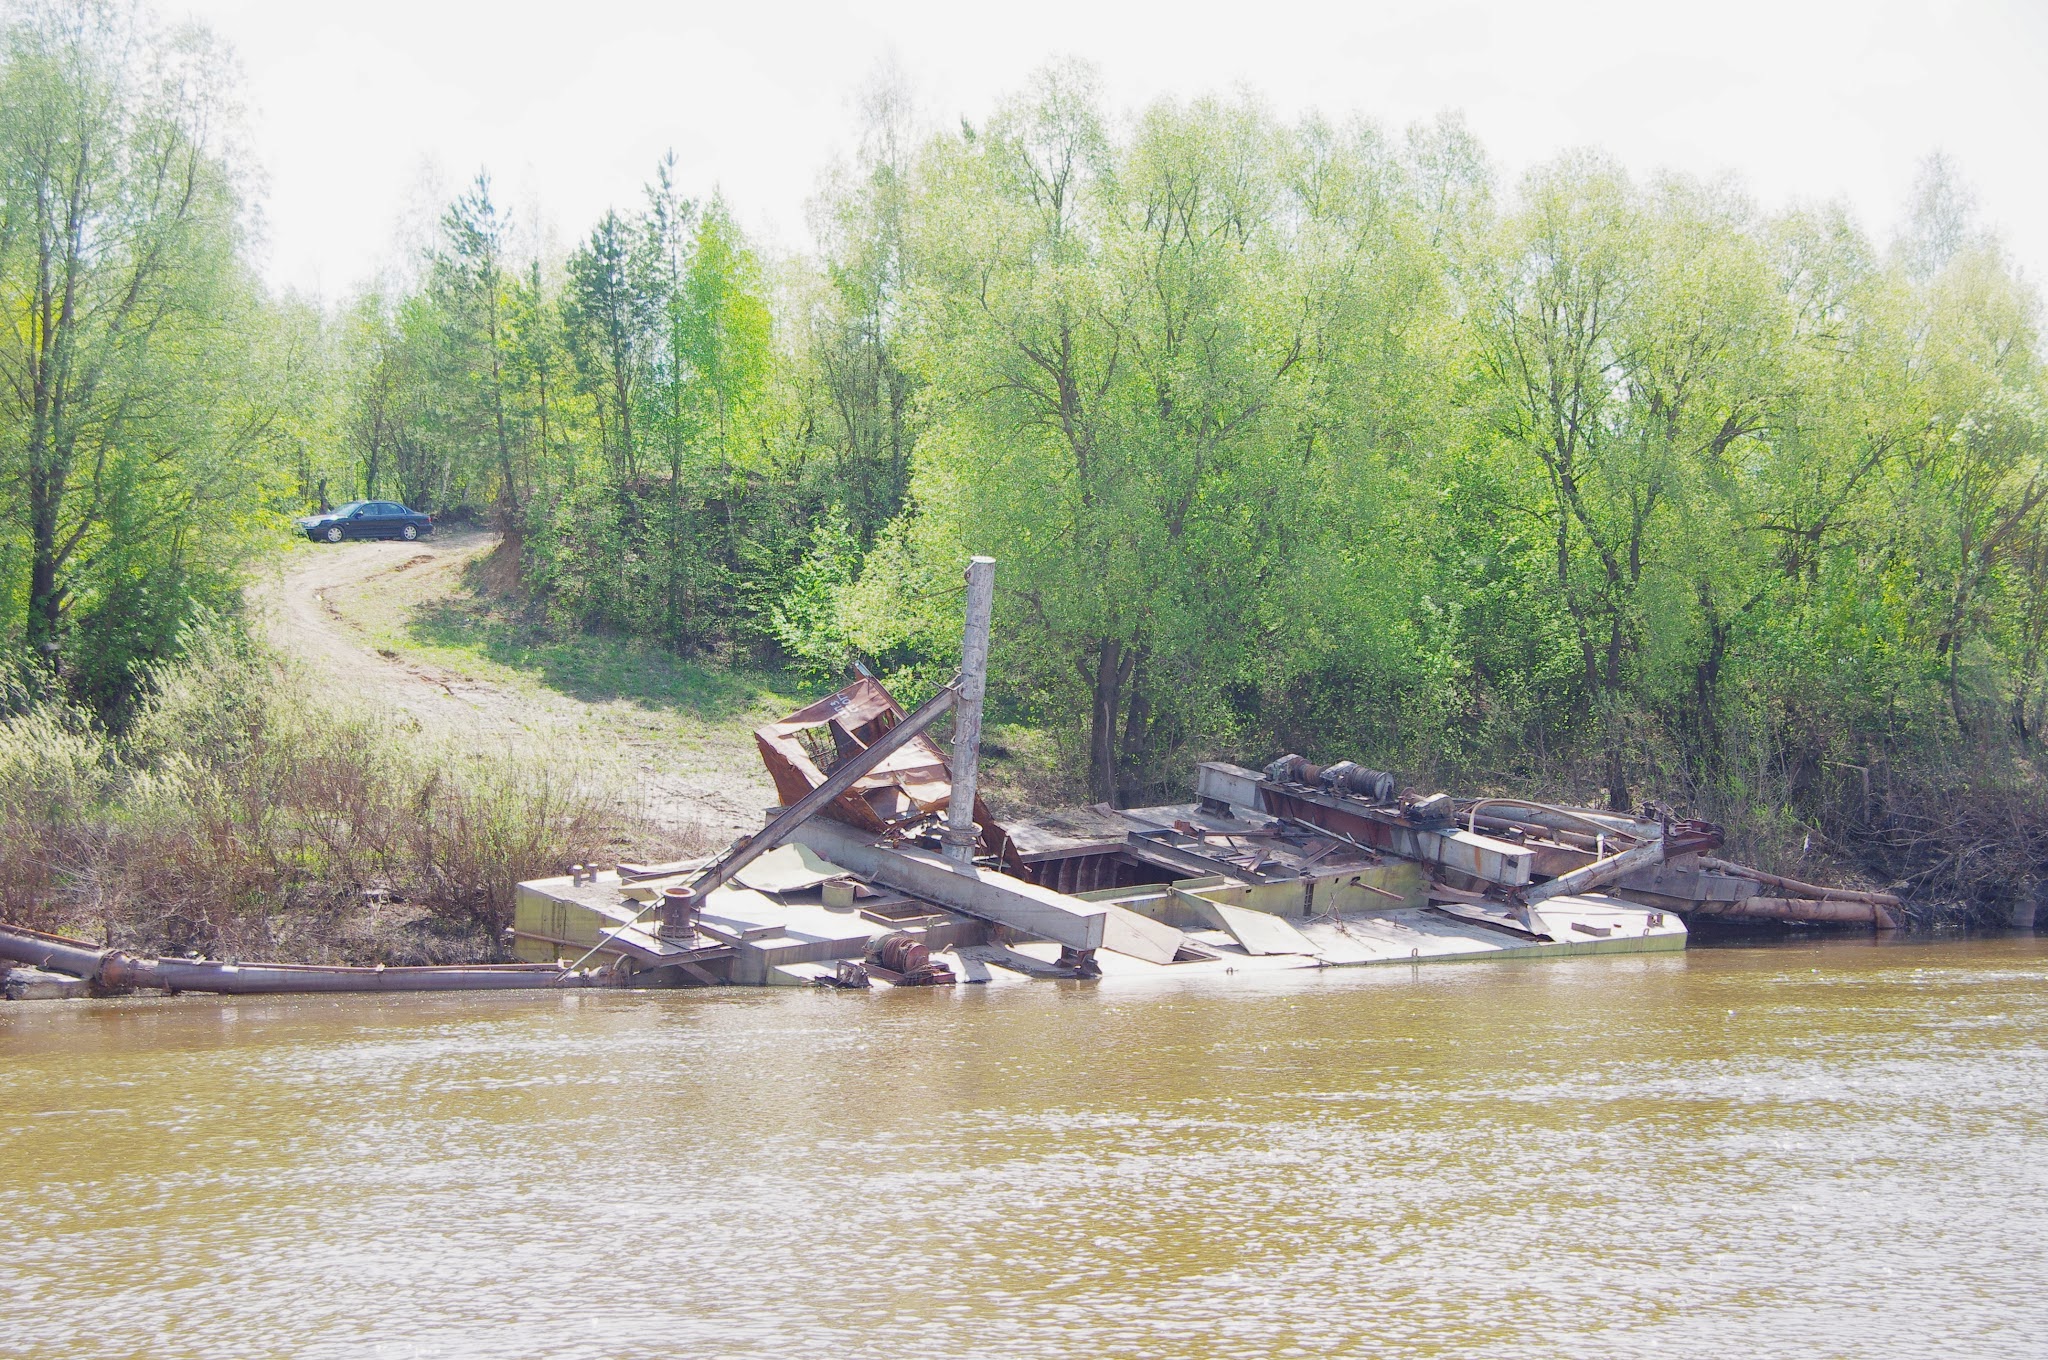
[0, 0, 263, 707]
[802, 66, 923, 536]
[425, 173, 519, 515]
[563, 209, 643, 480]
[904, 72, 1356, 801]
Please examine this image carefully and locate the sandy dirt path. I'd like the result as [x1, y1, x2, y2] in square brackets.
[248, 528, 777, 845]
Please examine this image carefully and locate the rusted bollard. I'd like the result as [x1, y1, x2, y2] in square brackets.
[659, 887, 699, 944]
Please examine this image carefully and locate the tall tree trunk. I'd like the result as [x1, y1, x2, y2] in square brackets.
[1691, 615, 1730, 769]
[25, 453, 63, 680]
[1118, 649, 1152, 804]
[1086, 638, 1132, 804]
[667, 449, 683, 649]
[366, 407, 384, 497]
[23, 249, 63, 681]
[1604, 614, 1630, 811]
[536, 363, 552, 494]
[614, 375, 635, 478]
[490, 351, 516, 516]
[1605, 736, 1630, 814]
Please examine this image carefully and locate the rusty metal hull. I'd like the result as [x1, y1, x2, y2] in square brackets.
[1256, 784, 1535, 887]
[1655, 895, 1903, 929]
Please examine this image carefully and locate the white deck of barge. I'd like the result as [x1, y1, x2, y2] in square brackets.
[514, 841, 1684, 989]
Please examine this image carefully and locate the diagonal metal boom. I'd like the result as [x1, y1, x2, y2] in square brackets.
[661, 677, 963, 932]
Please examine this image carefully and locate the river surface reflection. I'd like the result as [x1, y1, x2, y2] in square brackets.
[4, 937, 2045, 1359]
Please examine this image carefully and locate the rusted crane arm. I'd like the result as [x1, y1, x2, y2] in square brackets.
[664, 678, 963, 927]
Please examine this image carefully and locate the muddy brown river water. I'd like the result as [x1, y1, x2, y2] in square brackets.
[4, 936, 2045, 1359]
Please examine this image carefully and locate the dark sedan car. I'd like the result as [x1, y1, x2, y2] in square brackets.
[298, 501, 434, 543]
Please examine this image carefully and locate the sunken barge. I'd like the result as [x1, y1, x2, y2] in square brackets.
[500, 688, 1894, 992]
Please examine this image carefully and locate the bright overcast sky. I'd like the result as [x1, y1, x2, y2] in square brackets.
[175, 0, 2048, 300]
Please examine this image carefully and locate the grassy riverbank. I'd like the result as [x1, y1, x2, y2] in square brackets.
[0, 620, 668, 964]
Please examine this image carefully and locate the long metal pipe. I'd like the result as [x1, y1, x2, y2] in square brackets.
[1464, 798, 1652, 843]
[0, 923, 607, 994]
[106, 957, 607, 993]
[1520, 835, 1668, 907]
[1696, 857, 1902, 908]
[0, 925, 109, 979]
[1463, 811, 1604, 852]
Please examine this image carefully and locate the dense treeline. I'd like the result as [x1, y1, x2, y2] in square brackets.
[4, 5, 2046, 919]
[312, 66, 2046, 909]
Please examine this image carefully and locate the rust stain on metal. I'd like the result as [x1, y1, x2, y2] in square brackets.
[755, 676, 1016, 863]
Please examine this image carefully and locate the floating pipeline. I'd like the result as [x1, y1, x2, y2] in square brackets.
[0, 922, 614, 995]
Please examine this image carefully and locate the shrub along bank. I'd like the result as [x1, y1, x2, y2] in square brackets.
[0, 622, 633, 964]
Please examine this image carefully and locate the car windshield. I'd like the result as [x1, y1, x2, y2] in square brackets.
[331, 502, 367, 516]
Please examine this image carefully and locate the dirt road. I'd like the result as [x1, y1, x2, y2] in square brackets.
[250, 528, 779, 845]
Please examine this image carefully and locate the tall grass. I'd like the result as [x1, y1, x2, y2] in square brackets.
[0, 621, 640, 963]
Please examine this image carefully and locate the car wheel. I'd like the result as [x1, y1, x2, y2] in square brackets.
[324, 525, 343, 543]
[402, 523, 419, 541]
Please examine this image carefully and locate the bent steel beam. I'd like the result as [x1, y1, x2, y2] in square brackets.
[659, 679, 962, 938]
[792, 816, 1186, 964]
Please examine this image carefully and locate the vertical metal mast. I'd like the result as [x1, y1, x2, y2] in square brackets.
[942, 556, 996, 866]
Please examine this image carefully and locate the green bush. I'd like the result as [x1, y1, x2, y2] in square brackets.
[0, 619, 635, 962]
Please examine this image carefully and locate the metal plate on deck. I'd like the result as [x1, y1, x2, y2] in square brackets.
[1195, 899, 1321, 956]
[733, 843, 847, 895]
